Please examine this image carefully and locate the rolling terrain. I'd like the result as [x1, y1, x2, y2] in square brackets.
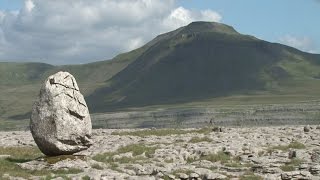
[1, 21, 320, 130]
[87, 22, 320, 112]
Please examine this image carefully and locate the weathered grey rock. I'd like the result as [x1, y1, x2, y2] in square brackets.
[190, 172, 200, 178]
[311, 150, 320, 163]
[304, 126, 310, 133]
[281, 171, 312, 180]
[310, 165, 320, 175]
[288, 150, 296, 159]
[205, 172, 227, 180]
[177, 173, 188, 179]
[30, 71, 92, 156]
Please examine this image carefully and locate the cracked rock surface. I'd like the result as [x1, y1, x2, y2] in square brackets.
[1, 126, 320, 179]
[30, 71, 92, 156]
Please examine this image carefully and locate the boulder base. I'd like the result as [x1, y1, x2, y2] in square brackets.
[30, 71, 92, 156]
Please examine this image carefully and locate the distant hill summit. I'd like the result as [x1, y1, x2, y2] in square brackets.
[87, 21, 320, 112]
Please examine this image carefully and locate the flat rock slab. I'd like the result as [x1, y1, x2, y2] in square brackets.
[1, 125, 320, 180]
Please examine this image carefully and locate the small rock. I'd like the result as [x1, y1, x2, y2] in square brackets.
[189, 172, 200, 178]
[311, 150, 320, 163]
[205, 172, 227, 180]
[304, 126, 310, 133]
[299, 164, 309, 171]
[281, 171, 312, 180]
[310, 165, 320, 175]
[156, 172, 164, 178]
[288, 150, 296, 159]
[177, 173, 188, 179]
[212, 127, 223, 132]
[167, 174, 175, 179]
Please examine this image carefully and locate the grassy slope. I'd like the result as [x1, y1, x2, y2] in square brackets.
[87, 22, 320, 112]
[0, 47, 145, 123]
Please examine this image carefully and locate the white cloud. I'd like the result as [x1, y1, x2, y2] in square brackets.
[163, 7, 222, 30]
[0, 0, 222, 64]
[279, 35, 317, 53]
[25, 0, 35, 12]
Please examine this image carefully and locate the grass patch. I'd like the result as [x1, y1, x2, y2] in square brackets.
[44, 155, 86, 164]
[239, 173, 263, 180]
[201, 151, 230, 163]
[188, 151, 231, 163]
[93, 144, 157, 164]
[117, 144, 157, 157]
[0, 146, 83, 178]
[43, 169, 83, 180]
[82, 175, 90, 180]
[0, 146, 44, 178]
[52, 168, 83, 174]
[280, 158, 304, 172]
[111, 127, 212, 137]
[172, 169, 194, 176]
[188, 136, 212, 143]
[224, 162, 252, 168]
[268, 141, 306, 153]
[288, 141, 306, 149]
[0, 146, 42, 162]
[0, 158, 82, 179]
[91, 163, 104, 170]
[280, 165, 295, 172]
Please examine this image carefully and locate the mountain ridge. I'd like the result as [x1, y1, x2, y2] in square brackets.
[86, 22, 320, 112]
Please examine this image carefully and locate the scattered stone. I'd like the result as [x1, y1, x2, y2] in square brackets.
[288, 150, 296, 159]
[30, 71, 92, 156]
[281, 171, 312, 180]
[205, 172, 227, 180]
[1, 125, 320, 179]
[212, 127, 223, 132]
[167, 174, 176, 179]
[304, 126, 310, 133]
[177, 173, 188, 179]
[311, 150, 320, 163]
[310, 165, 320, 175]
[299, 164, 309, 171]
[189, 172, 199, 178]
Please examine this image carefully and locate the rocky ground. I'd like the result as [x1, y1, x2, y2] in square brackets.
[1, 125, 320, 180]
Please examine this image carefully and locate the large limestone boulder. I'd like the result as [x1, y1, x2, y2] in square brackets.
[30, 71, 92, 156]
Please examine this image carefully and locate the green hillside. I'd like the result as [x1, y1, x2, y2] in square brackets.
[87, 22, 320, 112]
[0, 47, 143, 124]
[1, 21, 320, 129]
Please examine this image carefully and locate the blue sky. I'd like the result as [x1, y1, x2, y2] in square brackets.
[178, 0, 320, 53]
[0, 0, 21, 10]
[0, 0, 318, 64]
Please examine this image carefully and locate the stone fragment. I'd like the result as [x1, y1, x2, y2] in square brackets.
[311, 150, 320, 163]
[310, 165, 320, 175]
[281, 171, 312, 180]
[304, 126, 310, 133]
